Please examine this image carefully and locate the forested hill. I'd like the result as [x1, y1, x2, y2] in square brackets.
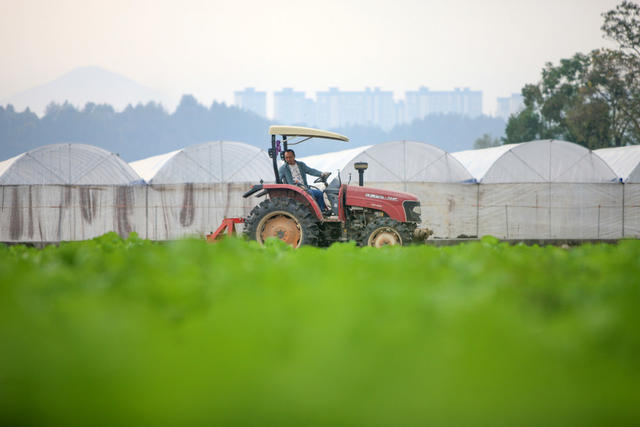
[0, 95, 505, 161]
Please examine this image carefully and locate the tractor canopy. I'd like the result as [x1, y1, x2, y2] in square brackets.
[268, 125, 349, 183]
[269, 126, 349, 143]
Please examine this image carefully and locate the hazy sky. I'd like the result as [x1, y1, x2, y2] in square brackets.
[0, 0, 621, 116]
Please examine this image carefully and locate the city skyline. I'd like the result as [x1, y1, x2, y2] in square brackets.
[235, 86, 508, 127]
[1, 64, 516, 118]
[0, 65, 518, 119]
[0, 61, 522, 122]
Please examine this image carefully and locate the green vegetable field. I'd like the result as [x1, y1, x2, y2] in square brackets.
[1, 234, 640, 425]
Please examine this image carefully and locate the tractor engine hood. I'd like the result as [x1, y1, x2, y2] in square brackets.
[345, 185, 421, 223]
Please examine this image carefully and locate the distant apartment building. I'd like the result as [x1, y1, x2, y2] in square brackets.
[273, 88, 315, 125]
[368, 87, 396, 131]
[315, 87, 396, 130]
[316, 88, 341, 129]
[402, 86, 483, 124]
[496, 93, 524, 120]
[234, 87, 266, 118]
[395, 100, 406, 127]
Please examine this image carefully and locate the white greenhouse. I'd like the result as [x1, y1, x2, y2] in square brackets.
[596, 145, 640, 236]
[2, 138, 639, 243]
[128, 141, 273, 240]
[0, 143, 144, 242]
[452, 140, 621, 239]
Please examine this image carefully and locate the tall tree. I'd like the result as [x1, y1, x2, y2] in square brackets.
[503, 107, 543, 144]
[473, 133, 502, 149]
[504, 1, 640, 148]
[600, 1, 640, 143]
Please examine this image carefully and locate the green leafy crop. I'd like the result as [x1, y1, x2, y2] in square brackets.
[1, 234, 639, 426]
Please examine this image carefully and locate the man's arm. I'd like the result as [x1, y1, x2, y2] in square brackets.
[298, 161, 323, 177]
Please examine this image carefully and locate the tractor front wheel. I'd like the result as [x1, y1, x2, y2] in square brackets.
[244, 198, 319, 248]
[360, 218, 413, 247]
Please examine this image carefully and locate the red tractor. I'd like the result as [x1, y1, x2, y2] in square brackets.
[239, 126, 427, 248]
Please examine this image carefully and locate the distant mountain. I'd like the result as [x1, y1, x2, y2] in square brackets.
[1, 66, 174, 116]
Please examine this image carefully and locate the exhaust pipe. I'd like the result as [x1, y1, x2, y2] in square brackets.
[354, 162, 368, 186]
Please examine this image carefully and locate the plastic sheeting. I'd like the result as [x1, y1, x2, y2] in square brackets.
[623, 184, 640, 237]
[595, 146, 640, 183]
[301, 141, 473, 185]
[0, 185, 145, 241]
[450, 144, 515, 182]
[379, 182, 625, 239]
[477, 183, 623, 239]
[0, 143, 141, 185]
[0, 183, 261, 242]
[453, 140, 618, 183]
[130, 141, 274, 184]
[144, 183, 259, 240]
[2, 182, 637, 242]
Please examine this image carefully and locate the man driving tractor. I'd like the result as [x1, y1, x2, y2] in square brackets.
[279, 149, 332, 215]
[229, 125, 426, 248]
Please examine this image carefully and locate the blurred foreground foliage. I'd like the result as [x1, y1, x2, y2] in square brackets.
[1, 233, 640, 425]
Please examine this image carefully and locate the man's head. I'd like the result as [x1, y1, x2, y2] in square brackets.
[284, 149, 296, 165]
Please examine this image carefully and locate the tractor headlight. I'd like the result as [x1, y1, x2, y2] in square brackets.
[403, 201, 421, 222]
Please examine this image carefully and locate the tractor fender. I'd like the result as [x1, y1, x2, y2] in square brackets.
[260, 184, 323, 220]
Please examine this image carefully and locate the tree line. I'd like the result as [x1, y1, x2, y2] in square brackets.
[0, 96, 505, 161]
[0, 96, 270, 161]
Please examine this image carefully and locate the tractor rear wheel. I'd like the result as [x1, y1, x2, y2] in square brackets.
[244, 198, 319, 248]
[360, 217, 413, 247]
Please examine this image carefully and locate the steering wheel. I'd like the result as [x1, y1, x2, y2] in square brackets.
[314, 172, 331, 184]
